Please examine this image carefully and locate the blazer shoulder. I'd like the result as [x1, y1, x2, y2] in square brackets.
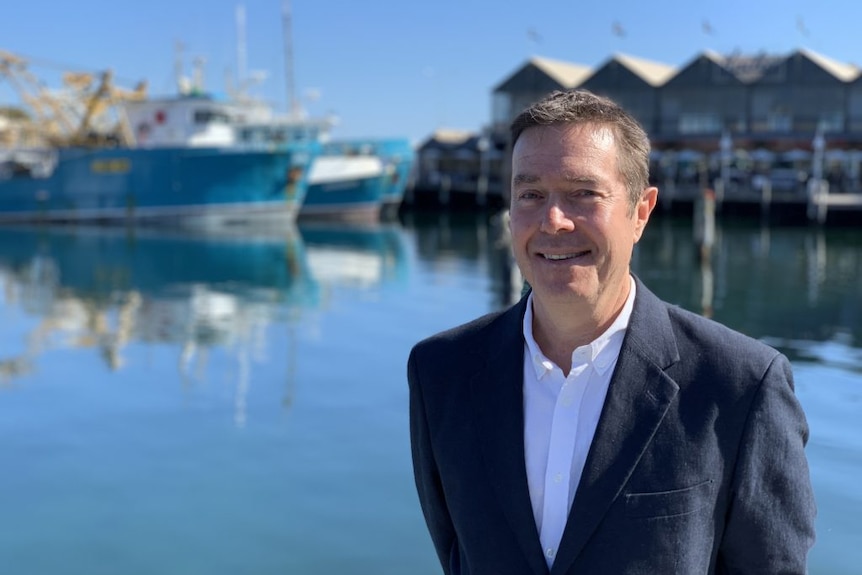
[412, 306, 513, 359]
[630, 278, 781, 372]
[408, 297, 526, 379]
[661, 301, 786, 384]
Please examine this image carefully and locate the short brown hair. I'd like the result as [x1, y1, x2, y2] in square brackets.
[510, 89, 651, 208]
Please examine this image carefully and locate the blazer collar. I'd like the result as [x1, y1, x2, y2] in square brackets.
[469, 277, 682, 575]
[550, 276, 681, 574]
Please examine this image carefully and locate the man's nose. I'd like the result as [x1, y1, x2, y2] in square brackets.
[540, 202, 575, 233]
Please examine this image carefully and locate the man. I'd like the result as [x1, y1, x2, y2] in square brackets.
[407, 89, 816, 574]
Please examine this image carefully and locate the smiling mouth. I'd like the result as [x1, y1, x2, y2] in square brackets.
[541, 250, 590, 261]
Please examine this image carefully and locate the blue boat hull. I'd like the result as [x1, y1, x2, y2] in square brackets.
[0, 146, 315, 226]
[300, 172, 386, 221]
[375, 139, 415, 206]
[321, 138, 414, 213]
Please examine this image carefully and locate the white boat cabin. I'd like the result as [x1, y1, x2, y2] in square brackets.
[124, 96, 238, 148]
[124, 95, 337, 150]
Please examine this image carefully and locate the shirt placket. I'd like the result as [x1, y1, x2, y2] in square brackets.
[538, 358, 591, 565]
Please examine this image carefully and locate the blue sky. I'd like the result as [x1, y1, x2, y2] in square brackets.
[1, 0, 859, 144]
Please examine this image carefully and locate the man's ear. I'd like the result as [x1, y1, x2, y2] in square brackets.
[633, 186, 658, 242]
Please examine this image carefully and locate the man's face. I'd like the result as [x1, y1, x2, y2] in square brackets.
[508, 122, 656, 313]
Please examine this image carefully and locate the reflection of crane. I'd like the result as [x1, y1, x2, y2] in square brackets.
[0, 49, 147, 147]
[0, 286, 143, 386]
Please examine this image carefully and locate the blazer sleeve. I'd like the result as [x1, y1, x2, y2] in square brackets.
[719, 352, 817, 573]
[408, 346, 457, 573]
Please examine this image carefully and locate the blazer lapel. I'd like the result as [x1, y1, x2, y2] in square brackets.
[550, 279, 682, 575]
[470, 296, 549, 575]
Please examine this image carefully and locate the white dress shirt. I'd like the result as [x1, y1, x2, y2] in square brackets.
[522, 276, 635, 567]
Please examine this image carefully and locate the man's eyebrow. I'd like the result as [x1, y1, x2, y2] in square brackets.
[513, 173, 600, 185]
[512, 173, 540, 185]
[563, 174, 600, 185]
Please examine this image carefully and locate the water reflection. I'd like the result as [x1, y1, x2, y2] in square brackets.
[635, 217, 862, 357]
[300, 221, 410, 291]
[404, 210, 862, 356]
[0, 222, 410, 395]
[401, 209, 521, 308]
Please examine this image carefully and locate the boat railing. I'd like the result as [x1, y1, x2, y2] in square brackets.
[0, 147, 57, 180]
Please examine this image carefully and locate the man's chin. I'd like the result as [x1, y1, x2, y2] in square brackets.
[530, 282, 593, 303]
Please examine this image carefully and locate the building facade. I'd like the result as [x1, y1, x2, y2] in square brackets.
[413, 48, 862, 206]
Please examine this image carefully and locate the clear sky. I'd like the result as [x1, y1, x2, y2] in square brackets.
[1, 0, 859, 144]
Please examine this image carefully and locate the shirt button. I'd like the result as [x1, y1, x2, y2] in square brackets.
[546, 547, 555, 558]
[554, 473, 563, 483]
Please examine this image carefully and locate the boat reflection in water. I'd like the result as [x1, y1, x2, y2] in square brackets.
[0, 226, 316, 405]
[298, 221, 409, 291]
[0, 222, 409, 404]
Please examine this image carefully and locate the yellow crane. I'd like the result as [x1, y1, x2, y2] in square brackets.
[0, 49, 147, 148]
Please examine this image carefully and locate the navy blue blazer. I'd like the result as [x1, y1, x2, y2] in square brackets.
[408, 276, 816, 575]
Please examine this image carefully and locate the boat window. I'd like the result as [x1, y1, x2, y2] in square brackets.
[193, 110, 231, 125]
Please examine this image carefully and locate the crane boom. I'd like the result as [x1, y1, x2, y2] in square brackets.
[0, 48, 147, 147]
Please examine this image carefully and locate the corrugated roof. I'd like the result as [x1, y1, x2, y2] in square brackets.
[612, 53, 676, 86]
[702, 50, 785, 83]
[425, 129, 474, 146]
[798, 48, 860, 82]
[529, 56, 592, 88]
[701, 49, 859, 83]
[419, 128, 476, 148]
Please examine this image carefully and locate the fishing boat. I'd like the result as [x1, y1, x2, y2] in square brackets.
[0, 93, 317, 227]
[322, 138, 415, 217]
[220, 0, 413, 222]
[302, 152, 387, 222]
[232, 113, 396, 222]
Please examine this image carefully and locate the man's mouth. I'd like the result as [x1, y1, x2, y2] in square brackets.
[540, 250, 590, 261]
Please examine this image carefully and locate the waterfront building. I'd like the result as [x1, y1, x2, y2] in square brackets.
[411, 128, 506, 208]
[411, 47, 862, 210]
[579, 53, 676, 137]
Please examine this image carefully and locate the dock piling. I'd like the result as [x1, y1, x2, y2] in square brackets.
[694, 188, 716, 262]
[760, 179, 772, 221]
[807, 178, 829, 224]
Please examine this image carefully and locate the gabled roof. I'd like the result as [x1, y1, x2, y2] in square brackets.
[529, 56, 593, 88]
[611, 53, 676, 86]
[702, 50, 785, 83]
[494, 56, 592, 92]
[418, 129, 477, 151]
[698, 48, 860, 84]
[426, 129, 474, 145]
[797, 48, 860, 82]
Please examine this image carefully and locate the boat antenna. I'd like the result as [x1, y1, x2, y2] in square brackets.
[174, 41, 185, 94]
[282, 0, 299, 117]
[236, 3, 247, 96]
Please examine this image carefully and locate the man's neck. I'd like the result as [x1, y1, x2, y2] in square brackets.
[529, 280, 632, 373]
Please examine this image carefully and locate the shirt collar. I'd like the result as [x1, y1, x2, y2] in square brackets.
[522, 276, 636, 379]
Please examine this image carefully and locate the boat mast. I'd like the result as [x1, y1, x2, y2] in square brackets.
[174, 41, 185, 94]
[282, 0, 299, 117]
[236, 3, 247, 94]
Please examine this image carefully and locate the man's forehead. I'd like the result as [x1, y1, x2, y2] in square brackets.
[517, 122, 616, 149]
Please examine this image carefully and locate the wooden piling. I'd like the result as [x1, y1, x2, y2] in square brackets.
[760, 179, 772, 222]
[806, 179, 829, 225]
[439, 174, 451, 207]
[694, 188, 716, 262]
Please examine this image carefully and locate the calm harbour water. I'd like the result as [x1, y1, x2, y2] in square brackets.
[0, 210, 859, 575]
